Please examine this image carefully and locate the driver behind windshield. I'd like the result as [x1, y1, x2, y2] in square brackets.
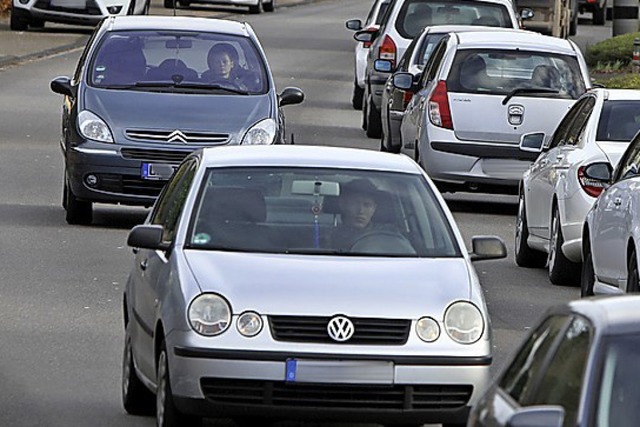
[201, 43, 249, 90]
[330, 179, 380, 250]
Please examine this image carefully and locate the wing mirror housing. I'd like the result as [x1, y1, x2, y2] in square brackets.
[354, 28, 378, 43]
[345, 19, 363, 31]
[374, 59, 393, 73]
[127, 225, 170, 251]
[520, 7, 535, 20]
[519, 132, 546, 153]
[392, 72, 415, 91]
[506, 405, 564, 427]
[469, 236, 507, 261]
[279, 87, 305, 107]
[50, 76, 76, 98]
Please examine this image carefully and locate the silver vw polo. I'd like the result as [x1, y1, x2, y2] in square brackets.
[122, 145, 506, 427]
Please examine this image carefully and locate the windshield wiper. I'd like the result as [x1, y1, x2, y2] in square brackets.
[502, 87, 560, 105]
[134, 81, 250, 95]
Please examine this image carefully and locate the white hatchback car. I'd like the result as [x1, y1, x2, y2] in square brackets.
[122, 144, 506, 427]
[346, 0, 391, 110]
[354, 0, 520, 139]
[395, 29, 591, 194]
[515, 89, 640, 287]
[10, 0, 148, 31]
[582, 130, 640, 297]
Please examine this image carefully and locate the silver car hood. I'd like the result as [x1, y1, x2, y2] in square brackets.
[184, 251, 472, 319]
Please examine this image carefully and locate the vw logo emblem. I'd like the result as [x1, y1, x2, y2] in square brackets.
[327, 316, 355, 342]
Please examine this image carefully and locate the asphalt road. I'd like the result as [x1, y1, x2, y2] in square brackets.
[0, 1, 610, 426]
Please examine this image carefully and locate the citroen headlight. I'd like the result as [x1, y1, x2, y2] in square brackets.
[237, 311, 263, 337]
[444, 302, 484, 344]
[416, 316, 440, 342]
[78, 110, 114, 143]
[188, 294, 231, 336]
[241, 118, 276, 145]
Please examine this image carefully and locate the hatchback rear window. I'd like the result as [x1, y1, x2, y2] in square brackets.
[446, 49, 586, 99]
[396, 0, 512, 38]
[596, 100, 640, 142]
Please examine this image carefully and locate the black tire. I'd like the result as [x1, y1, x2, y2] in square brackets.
[593, 5, 605, 25]
[10, 9, 29, 31]
[163, 0, 175, 9]
[581, 235, 595, 297]
[122, 335, 155, 415]
[515, 192, 546, 268]
[64, 178, 93, 225]
[365, 95, 382, 139]
[157, 343, 202, 427]
[627, 249, 639, 293]
[263, 0, 275, 12]
[361, 87, 369, 131]
[352, 82, 364, 110]
[248, 0, 262, 14]
[548, 207, 581, 286]
[30, 19, 45, 28]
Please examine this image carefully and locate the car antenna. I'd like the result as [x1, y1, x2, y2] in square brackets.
[290, 133, 295, 145]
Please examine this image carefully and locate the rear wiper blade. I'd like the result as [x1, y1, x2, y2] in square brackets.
[134, 81, 249, 95]
[502, 87, 559, 105]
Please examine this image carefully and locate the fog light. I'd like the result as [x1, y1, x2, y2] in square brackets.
[107, 5, 123, 13]
[85, 174, 98, 187]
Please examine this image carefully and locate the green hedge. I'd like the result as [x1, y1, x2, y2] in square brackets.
[594, 73, 640, 89]
[586, 32, 640, 67]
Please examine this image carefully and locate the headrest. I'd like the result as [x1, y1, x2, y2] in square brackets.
[202, 186, 266, 223]
[322, 190, 396, 224]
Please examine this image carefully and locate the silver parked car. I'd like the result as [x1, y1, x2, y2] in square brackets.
[469, 295, 640, 427]
[582, 129, 640, 297]
[395, 29, 590, 194]
[516, 89, 640, 287]
[122, 145, 507, 427]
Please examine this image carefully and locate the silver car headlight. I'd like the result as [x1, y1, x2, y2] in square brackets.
[444, 301, 484, 344]
[188, 294, 231, 336]
[236, 311, 263, 337]
[78, 110, 114, 143]
[416, 316, 440, 342]
[241, 118, 276, 145]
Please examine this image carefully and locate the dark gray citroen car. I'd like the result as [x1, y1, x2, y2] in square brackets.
[50, 15, 304, 225]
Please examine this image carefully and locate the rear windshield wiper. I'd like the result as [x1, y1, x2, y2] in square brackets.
[502, 87, 560, 105]
[134, 81, 250, 95]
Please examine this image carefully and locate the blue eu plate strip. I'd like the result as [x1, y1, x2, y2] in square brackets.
[285, 359, 297, 382]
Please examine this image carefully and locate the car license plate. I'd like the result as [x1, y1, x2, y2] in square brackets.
[285, 359, 393, 384]
[141, 163, 178, 181]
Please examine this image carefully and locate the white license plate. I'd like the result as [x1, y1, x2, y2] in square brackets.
[285, 359, 393, 384]
[141, 163, 178, 181]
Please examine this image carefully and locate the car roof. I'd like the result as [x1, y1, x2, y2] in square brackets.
[198, 145, 423, 174]
[453, 30, 578, 55]
[104, 15, 251, 37]
[591, 88, 640, 101]
[424, 25, 519, 35]
[561, 296, 640, 335]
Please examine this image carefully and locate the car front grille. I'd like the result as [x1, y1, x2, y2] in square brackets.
[200, 379, 473, 410]
[95, 173, 167, 197]
[269, 316, 411, 345]
[120, 148, 192, 163]
[125, 129, 230, 145]
[34, 0, 101, 14]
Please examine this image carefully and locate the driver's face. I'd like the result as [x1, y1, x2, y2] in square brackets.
[209, 52, 233, 79]
[340, 194, 376, 228]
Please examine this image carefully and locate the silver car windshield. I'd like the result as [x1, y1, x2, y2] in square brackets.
[447, 49, 586, 99]
[89, 31, 268, 94]
[596, 100, 640, 142]
[596, 333, 640, 426]
[186, 167, 462, 257]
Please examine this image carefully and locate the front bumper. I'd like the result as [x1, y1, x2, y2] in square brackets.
[167, 344, 491, 424]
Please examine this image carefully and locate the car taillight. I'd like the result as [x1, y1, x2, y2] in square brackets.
[378, 35, 396, 67]
[428, 80, 453, 129]
[402, 90, 413, 109]
[362, 27, 377, 48]
[578, 165, 607, 197]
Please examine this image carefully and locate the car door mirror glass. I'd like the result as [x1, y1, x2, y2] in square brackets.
[519, 132, 545, 153]
[353, 30, 376, 43]
[345, 19, 363, 31]
[506, 405, 564, 427]
[392, 72, 414, 90]
[374, 59, 393, 73]
[520, 7, 535, 20]
[583, 162, 612, 183]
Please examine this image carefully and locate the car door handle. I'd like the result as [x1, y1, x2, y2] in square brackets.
[140, 259, 148, 271]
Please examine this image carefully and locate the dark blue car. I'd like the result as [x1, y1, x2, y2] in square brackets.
[50, 15, 303, 225]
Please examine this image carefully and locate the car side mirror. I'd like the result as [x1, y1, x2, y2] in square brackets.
[374, 59, 393, 73]
[345, 19, 363, 31]
[392, 72, 415, 91]
[581, 162, 612, 185]
[127, 225, 170, 251]
[520, 7, 535, 20]
[279, 87, 305, 107]
[469, 236, 507, 261]
[506, 405, 565, 427]
[50, 76, 76, 98]
[354, 29, 377, 43]
[519, 132, 545, 153]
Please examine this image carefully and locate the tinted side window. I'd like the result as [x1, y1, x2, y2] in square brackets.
[548, 97, 589, 149]
[499, 315, 570, 403]
[419, 38, 448, 88]
[150, 158, 198, 243]
[614, 138, 640, 182]
[596, 100, 640, 142]
[563, 97, 596, 147]
[529, 316, 592, 427]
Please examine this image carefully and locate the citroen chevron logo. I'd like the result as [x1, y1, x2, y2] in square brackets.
[167, 130, 188, 143]
[327, 316, 355, 342]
